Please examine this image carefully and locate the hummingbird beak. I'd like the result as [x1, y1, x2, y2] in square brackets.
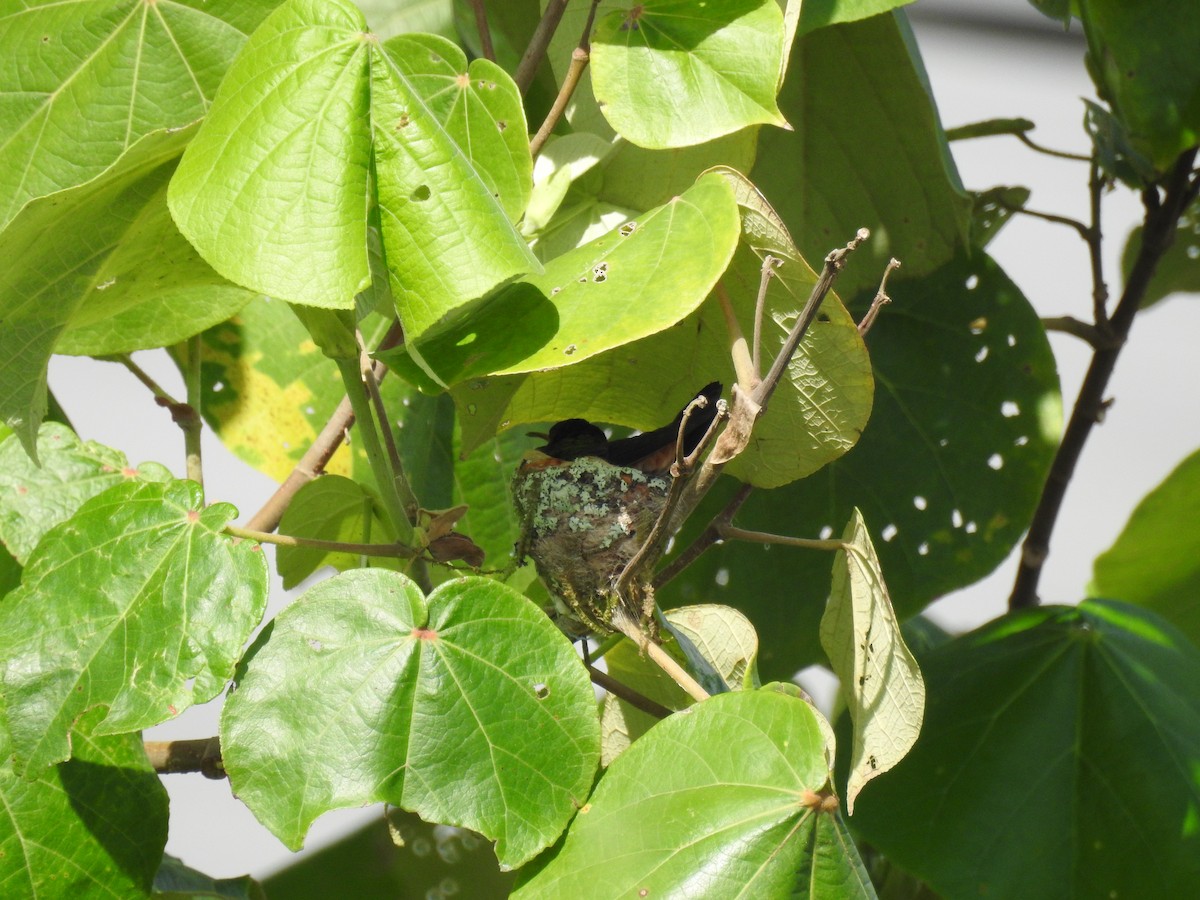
[527, 430, 551, 441]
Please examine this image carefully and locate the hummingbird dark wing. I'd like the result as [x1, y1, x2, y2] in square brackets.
[605, 382, 722, 472]
[535, 418, 610, 461]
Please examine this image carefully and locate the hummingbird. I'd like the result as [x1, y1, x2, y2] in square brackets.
[530, 382, 722, 475]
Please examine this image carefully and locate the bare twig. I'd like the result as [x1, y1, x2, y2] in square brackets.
[468, 0, 496, 62]
[717, 282, 758, 391]
[587, 664, 673, 718]
[858, 258, 900, 336]
[1016, 131, 1091, 162]
[145, 737, 224, 779]
[111, 350, 204, 485]
[1009, 149, 1200, 609]
[721, 526, 844, 552]
[515, 0, 569, 95]
[1087, 160, 1111, 328]
[529, 0, 602, 159]
[358, 333, 419, 517]
[654, 482, 753, 589]
[1003, 202, 1091, 239]
[752, 255, 782, 377]
[1041, 315, 1115, 348]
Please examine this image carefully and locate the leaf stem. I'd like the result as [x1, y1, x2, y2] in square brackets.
[1009, 149, 1200, 609]
[586, 664, 673, 719]
[224, 523, 415, 558]
[529, 0, 602, 159]
[182, 335, 204, 488]
[654, 482, 753, 589]
[468, 0, 496, 62]
[515, 0, 569, 95]
[611, 608, 709, 703]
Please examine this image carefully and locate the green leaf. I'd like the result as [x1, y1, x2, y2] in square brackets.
[0, 480, 269, 771]
[662, 253, 1061, 674]
[0, 0, 276, 230]
[599, 605, 761, 765]
[275, 475, 399, 589]
[1091, 447, 1200, 644]
[0, 711, 168, 898]
[969, 185, 1030, 249]
[220, 570, 600, 868]
[383, 171, 740, 387]
[589, 0, 787, 149]
[383, 33, 532, 223]
[154, 855, 265, 900]
[451, 420, 532, 571]
[1120, 205, 1200, 309]
[0, 423, 170, 564]
[943, 117, 1036, 142]
[0, 126, 253, 453]
[516, 689, 873, 899]
[851, 600, 1200, 899]
[797, 0, 917, 37]
[820, 509, 924, 815]
[168, 0, 538, 334]
[753, 11, 971, 298]
[1079, 0, 1200, 170]
[357, 0, 454, 41]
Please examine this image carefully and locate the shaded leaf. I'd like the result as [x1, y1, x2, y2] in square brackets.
[1120, 205, 1200, 309]
[220, 570, 600, 868]
[851, 600, 1200, 899]
[0, 423, 170, 564]
[589, 0, 787, 149]
[0, 0, 276, 229]
[516, 689, 872, 899]
[1079, 0, 1200, 170]
[820, 509, 924, 814]
[662, 253, 1060, 674]
[168, 0, 538, 333]
[753, 11, 971, 298]
[0, 480, 269, 771]
[969, 185, 1030, 249]
[276, 475, 400, 589]
[154, 854, 265, 900]
[0, 711, 168, 898]
[1091, 446, 1200, 644]
[797, 0, 917, 37]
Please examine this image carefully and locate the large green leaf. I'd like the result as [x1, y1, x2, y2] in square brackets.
[0, 479, 269, 771]
[0, 711, 168, 898]
[1079, 0, 1200, 170]
[383, 171, 740, 387]
[220, 570, 600, 869]
[0, 127, 255, 454]
[850, 600, 1200, 899]
[516, 689, 873, 899]
[589, 0, 787, 149]
[168, 0, 538, 333]
[662, 253, 1061, 674]
[820, 510, 923, 815]
[797, 0, 916, 36]
[0, 423, 171, 564]
[1091, 447, 1200, 644]
[0, 0, 277, 229]
[753, 11, 971, 298]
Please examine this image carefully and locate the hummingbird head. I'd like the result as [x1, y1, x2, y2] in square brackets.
[530, 418, 609, 461]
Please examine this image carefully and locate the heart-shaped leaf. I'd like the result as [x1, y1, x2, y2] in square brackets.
[220, 570, 600, 869]
[168, 0, 538, 333]
[0, 479, 269, 771]
[516, 689, 873, 898]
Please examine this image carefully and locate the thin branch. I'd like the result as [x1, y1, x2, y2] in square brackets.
[587, 664, 673, 718]
[224, 523, 415, 558]
[717, 282, 757, 391]
[113, 352, 179, 406]
[1041, 315, 1114, 348]
[468, 0, 496, 62]
[529, 0, 602, 160]
[653, 482, 753, 589]
[182, 336, 204, 487]
[858, 258, 900, 336]
[515, 0, 569, 95]
[145, 737, 224, 779]
[1004, 203, 1091, 239]
[1087, 159, 1111, 327]
[611, 608, 709, 703]
[751, 255, 782, 378]
[359, 333, 419, 517]
[1016, 131, 1091, 162]
[721, 526, 845, 552]
[1009, 148, 1200, 609]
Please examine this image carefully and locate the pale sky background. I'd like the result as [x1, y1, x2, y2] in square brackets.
[44, 0, 1200, 883]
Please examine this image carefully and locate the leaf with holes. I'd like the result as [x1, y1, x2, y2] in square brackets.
[0, 479, 269, 771]
[0, 423, 169, 564]
[380, 171, 740, 388]
[821, 509, 924, 814]
[589, 0, 788, 149]
[515, 689, 873, 899]
[168, 0, 538, 332]
[219, 570, 600, 868]
[1091, 447, 1200, 644]
[0, 710, 168, 897]
[0, 0, 277, 229]
[850, 600, 1200, 898]
[661, 252, 1060, 675]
